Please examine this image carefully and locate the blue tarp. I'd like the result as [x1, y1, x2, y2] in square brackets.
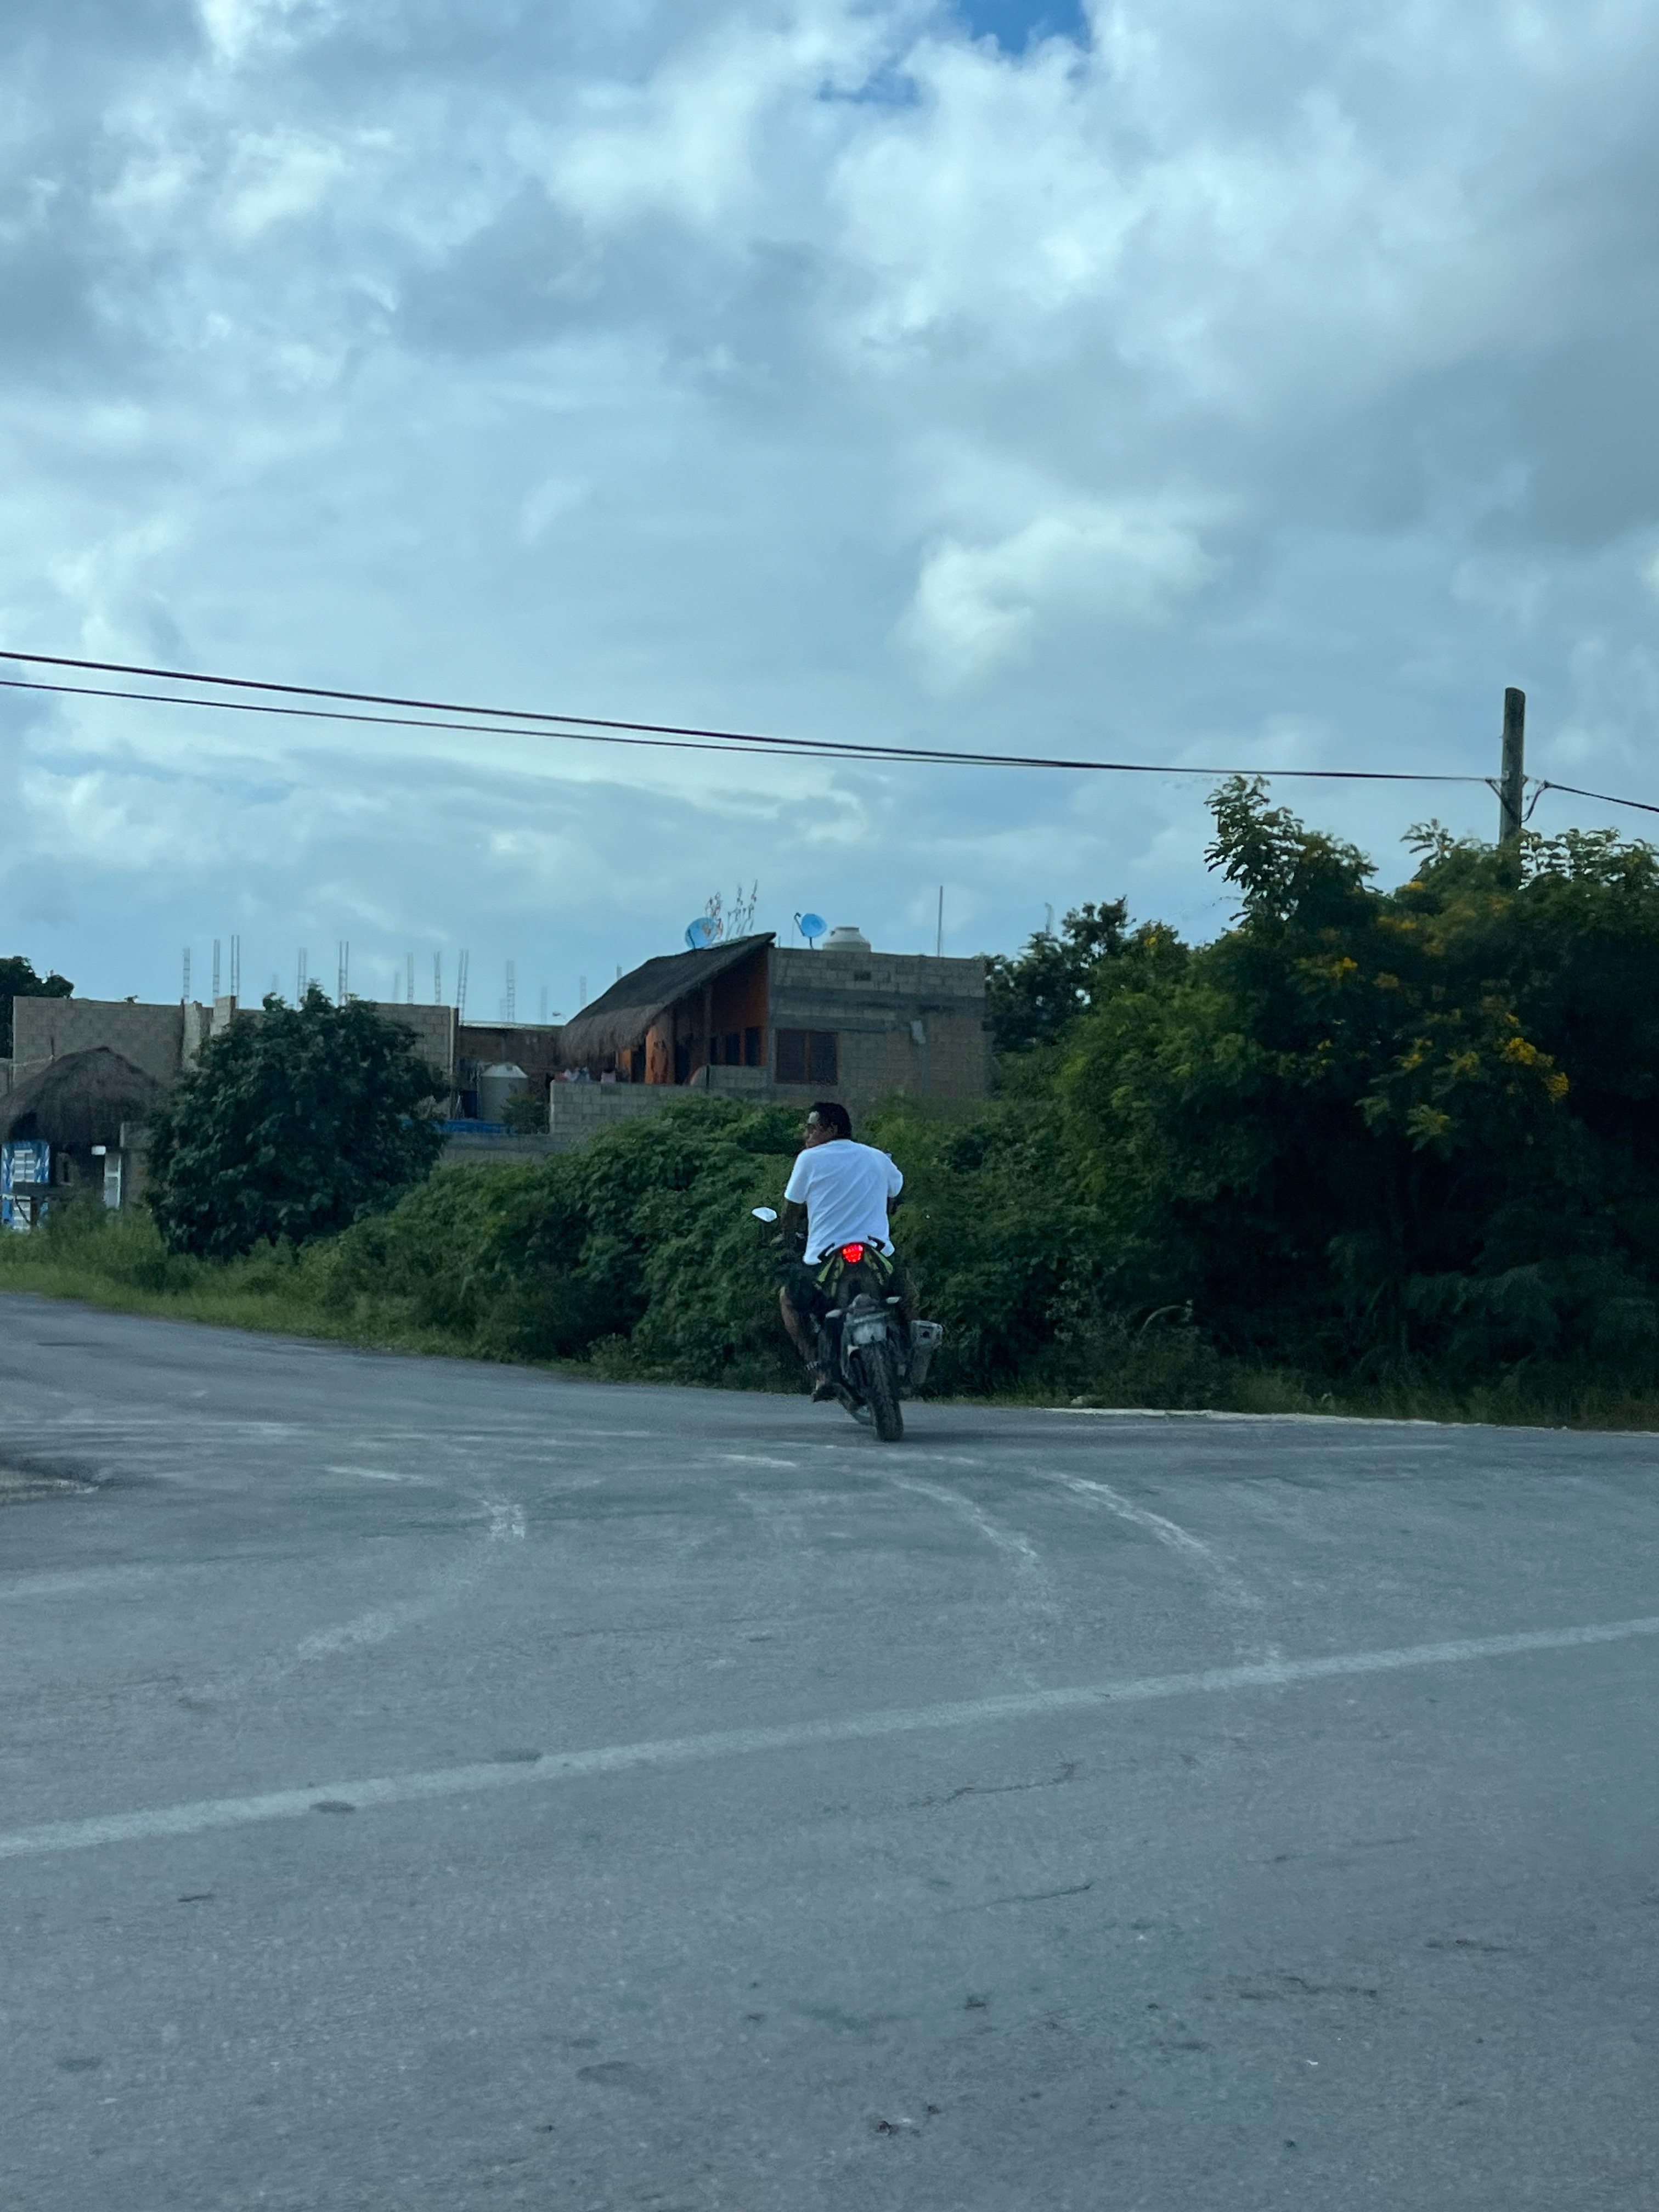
[2, 1139, 50, 1230]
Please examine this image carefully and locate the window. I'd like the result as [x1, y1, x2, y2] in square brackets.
[724, 1031, 741, 1065]
[776, 1029, 838, 1084]
[744, 1026, 763, 1068]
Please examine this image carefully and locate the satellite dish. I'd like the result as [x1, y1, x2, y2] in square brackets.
[684, 916, 717, 950]
[795, 911, 826, 948]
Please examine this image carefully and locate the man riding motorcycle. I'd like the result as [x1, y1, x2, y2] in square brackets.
[776, 1101, 912, 1400]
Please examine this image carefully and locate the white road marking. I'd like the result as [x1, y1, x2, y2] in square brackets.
[1049, 1406, 1659, 1438]
[5, 1613, 1656, 1861]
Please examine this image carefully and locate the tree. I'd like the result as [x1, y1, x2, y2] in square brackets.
[985, 899, 1131, 1053]
[1, 955, 74, 1058]
[146, 986, 448, 1259]
[1060, 778, 1659, 1380]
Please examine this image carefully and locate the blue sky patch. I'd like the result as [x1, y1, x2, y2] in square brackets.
[955, 0, 1090, 52]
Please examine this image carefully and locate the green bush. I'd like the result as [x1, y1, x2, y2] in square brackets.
[146, 986, 447, 1259]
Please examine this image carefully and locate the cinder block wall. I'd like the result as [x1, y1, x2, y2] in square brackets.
[10, 999, 188, 1086]
[359, 1003, 459, 1083]
[769, 949, 989, 1113]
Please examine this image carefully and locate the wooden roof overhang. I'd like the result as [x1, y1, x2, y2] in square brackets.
[556, 935, 774, 1066]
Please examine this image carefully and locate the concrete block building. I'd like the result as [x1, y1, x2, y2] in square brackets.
[9, 994, 465, 1098]
[0, 930, 986, 1178]
[1, 991, 562, 1164]
[550, 928, 989, 1143]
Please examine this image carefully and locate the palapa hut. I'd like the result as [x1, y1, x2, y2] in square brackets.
[557, 934, 774, 1086]
[0, 1047, 161, 1201]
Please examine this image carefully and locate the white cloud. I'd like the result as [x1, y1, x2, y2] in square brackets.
[549, 6, 884, 234]
[197, 0, 337, 70]
[3, 0, 1659, 1006]
[220, 129, 357, 242]
[902, 501, 1218, 687]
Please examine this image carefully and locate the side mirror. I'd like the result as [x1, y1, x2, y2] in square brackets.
[751, 1206, 778, 1223]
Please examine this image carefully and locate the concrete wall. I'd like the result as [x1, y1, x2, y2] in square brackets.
[359, 1003, 459, 1082]
[545, 1068, 769, 1150]
[769, 947, 989, 1113]
[10, 996, 462, 1094]
[10, 998, 190, 1088]
[441, 1130, 563, 1166]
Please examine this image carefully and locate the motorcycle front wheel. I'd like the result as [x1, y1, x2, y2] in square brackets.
[854, 1345, 905, 1442]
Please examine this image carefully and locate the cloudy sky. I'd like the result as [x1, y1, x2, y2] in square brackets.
[3, 0, 1658, 1017]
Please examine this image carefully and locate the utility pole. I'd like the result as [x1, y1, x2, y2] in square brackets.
[1498, 686, 1526, 845]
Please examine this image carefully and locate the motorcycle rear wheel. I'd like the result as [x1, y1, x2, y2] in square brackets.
[855, 1345, 905, 1442]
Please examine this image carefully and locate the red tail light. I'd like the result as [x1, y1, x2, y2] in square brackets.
[839, 1243, 866, 1265]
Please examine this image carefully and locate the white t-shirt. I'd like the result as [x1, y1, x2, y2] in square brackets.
[784, 1139, 904, 1263]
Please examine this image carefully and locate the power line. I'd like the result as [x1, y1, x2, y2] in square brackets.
[0, 647, 1486, 786]
[0, 665, 1476, 782]
[6, 647, 1659, 821]
[0, 675, 866, 769]
[1531, 778, 1659, 821]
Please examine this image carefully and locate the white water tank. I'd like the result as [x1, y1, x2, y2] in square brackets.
[822, 925, 872, 953]
[477, 1063, 528, 1122]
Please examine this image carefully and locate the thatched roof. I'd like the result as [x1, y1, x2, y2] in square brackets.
[0, 1047, 162, 1150]
[558, 934, 774, 1065]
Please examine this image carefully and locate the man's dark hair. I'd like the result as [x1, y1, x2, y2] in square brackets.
[808, 1100, 852, 1140]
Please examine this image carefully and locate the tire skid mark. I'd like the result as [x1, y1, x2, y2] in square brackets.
[876, 1473, 1058, 1680]
[1036, 1471, 1263, 1611]
[201, 1494, 528, 1691]
[885, 1475, 1048, 1585]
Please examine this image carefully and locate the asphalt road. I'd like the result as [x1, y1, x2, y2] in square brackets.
[3, 1295, 1657, 2211]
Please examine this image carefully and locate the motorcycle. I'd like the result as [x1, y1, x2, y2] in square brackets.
[752, 1207, 943, 1443]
